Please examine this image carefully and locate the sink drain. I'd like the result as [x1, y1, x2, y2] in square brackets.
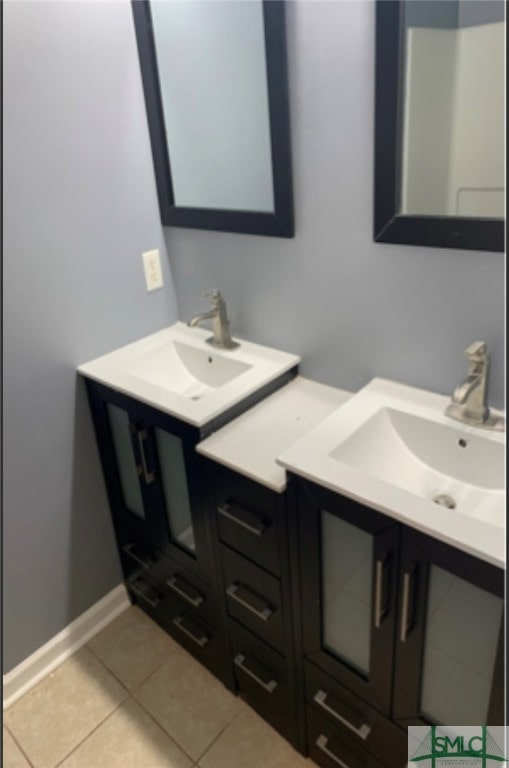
[432, 493, 456, 510]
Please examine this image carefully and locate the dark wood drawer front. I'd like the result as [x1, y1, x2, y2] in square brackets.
[221, 545, 284, 652]
[161, 558, 217, 627]
[122, 543, 217, 626]
[229, 619, 289, 716]
[127, 574, 224, 680]
[307, 706, 392, 768]
[121, 539, 172, 584]
[305, 663, 407, 768]
[213, 466, 281, 576]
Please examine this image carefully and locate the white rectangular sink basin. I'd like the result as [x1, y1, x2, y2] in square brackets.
[278, 378, 506, 568]
[79, 322, 300, 429]
[120, 339, 252, 399]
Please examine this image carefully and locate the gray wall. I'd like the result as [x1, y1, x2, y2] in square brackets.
[168, 0, 505, 408]
[3, 1, 178, 672]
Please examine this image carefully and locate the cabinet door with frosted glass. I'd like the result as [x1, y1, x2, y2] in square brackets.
[298, 480, 400, 716]
[393, 527, 504, 726]
[85, 380, 212, 583]
[85, 381, 171, 550]
[137, 400, 214, 583]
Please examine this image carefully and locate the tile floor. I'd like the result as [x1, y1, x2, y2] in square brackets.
[3, 607, 313, 768]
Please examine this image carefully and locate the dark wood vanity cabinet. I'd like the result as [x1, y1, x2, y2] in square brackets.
[295, 476, 504, 768]
[84, 374, 504, 765]
[84, 379, 230, 681]
[205, 462, 305, 752]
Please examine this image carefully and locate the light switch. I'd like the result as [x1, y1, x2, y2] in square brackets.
[142, 249, 164, 291]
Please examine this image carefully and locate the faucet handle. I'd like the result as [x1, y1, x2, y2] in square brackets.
[202, 289, 221, 304]
[465, 341, 487, 361]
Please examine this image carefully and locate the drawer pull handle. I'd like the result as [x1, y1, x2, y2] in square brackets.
[226, 582, 273, 621]
[138, 429, 155, 484]
[314, 690, 371, 741]
[234, 653, 278, 693]
[172, 614, 209, 647]
[316, 734, 358, 768]
[130, 579, 160, 608]
[374, 554, 391, 629]
[400, 566, 418, 643]
[167, 575, 204, 608]
[217, 503, 266, 537]
[123, 542, 156, 570]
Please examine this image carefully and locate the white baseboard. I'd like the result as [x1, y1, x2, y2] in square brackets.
[3, 584, 130, 710]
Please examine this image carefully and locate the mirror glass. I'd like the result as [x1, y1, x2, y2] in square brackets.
[150, 0, 274, 213]
[132, 0, 293, 237]
[400, 0, 505, 219]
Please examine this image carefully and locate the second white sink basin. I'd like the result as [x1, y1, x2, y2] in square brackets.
[278, 378, 506, 567]
[330, 406, 504, 525]
[79, 322, 300, 429]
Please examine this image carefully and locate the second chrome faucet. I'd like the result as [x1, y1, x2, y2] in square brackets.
[445, 341, 504, 431]
[187, 290, 240, 350]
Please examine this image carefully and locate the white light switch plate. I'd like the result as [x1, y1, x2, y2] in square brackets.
[142, 249, 163, 291]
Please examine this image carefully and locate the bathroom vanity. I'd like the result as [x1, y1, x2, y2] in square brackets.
[79, 325, 505, 768]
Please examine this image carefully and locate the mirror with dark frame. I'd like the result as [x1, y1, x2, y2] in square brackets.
[374, 0, 505, 252]
[132, 0, 294, 238]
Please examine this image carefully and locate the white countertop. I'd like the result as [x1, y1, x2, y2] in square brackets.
[78, 322, 300, 428]
[197, 376, 352, 492]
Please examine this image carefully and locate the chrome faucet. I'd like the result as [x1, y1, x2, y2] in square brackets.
[445, 341, 504, 430]
[187, 290, 239, 350]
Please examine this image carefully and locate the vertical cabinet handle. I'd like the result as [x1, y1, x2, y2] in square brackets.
[374, 554, 391, 629]
[400, 566, 418, 643]
[137, 429, 155, 484]
[313, 690, 371, 741]
[234, 653, 278, 693]
[226, 582, 273, 621]
[128, 421, 144, 477]
[217, 503, 266, 537]
[316, 735, 359, 768]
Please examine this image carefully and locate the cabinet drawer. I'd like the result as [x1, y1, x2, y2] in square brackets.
[122, 541, 217, 626]
[305, 663, 407, 768]
[160, 557, 217, 627]
[307, 706, 392, 768]
[229, 619, 290, 723]
[121, 539, 172, 584]
[126, 574, 224, 680]
[221, 545, 284, 652]
[212, 466, 282, 576]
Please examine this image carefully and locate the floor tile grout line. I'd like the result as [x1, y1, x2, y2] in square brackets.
[51, 697, 128, 768]
[84, 613, 241, 764]
[4, 648, 130, 768]
[85, 639, 174, 694]
[128, 691, 200, 765]
[4, 723, 37, 768]
[192, 701, 246, 765]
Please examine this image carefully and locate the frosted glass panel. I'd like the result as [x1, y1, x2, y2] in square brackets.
[321, 512, 373, 676]
[155, 429, 195, 554]
[106, 404, 144, 519]
[420, 565, 503, 723]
